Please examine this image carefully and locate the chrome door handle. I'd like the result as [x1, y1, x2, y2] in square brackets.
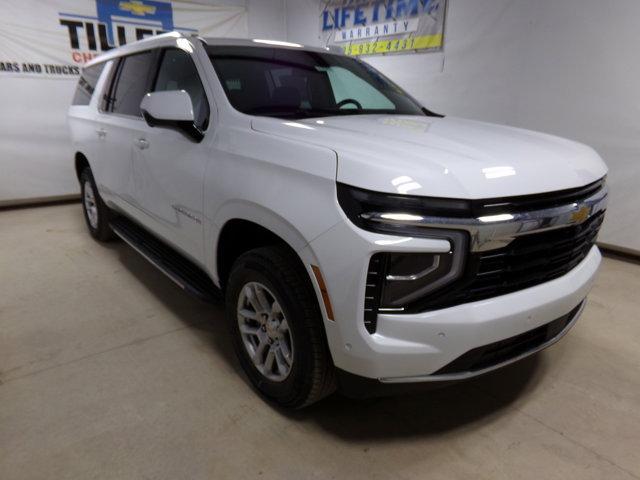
[96, 128, 106, 138]
[135, 138, 149, 150]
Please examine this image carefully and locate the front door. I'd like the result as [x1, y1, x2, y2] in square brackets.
[130, 47, 212, 264]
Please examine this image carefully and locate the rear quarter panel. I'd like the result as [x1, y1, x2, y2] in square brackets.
[67, 60, 115, 200]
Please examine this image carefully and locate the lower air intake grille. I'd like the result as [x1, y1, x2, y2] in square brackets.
[434, 303, 582, 376]
[364, 255, 385, 334]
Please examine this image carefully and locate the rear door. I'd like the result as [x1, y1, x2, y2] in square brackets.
[94, 50, 157, 217]
[129, 47, 212, 263]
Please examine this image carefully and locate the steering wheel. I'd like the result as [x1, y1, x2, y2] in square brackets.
[336, 98, 363, 110]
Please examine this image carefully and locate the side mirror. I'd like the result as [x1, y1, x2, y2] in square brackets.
[140, 91, 204, 142]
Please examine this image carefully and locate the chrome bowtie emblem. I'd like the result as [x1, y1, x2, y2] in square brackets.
[571, 205, 590, 224]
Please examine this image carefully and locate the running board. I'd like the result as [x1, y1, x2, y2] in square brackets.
[110, 215, 221, 303]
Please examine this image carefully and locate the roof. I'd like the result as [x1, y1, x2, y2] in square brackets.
[84, 32, 342, 68]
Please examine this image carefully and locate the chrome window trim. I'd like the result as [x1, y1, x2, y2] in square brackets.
[361, 184, 608, 252]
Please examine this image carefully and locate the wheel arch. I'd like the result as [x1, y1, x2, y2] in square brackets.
[74, 151, 91, 181]
[211, 202, 315, 290]
[214, 220, 311, 292]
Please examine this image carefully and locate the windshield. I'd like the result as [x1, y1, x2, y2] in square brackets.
[206, 45, 428, 119]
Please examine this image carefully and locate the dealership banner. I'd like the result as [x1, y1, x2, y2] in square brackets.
[320, 0, 446, 57]
[0, 0, 247, 78]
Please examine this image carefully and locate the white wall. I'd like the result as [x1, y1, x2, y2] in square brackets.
[186, 0, 287, 37]
[284, 0, 640, 252]
[0, 78, 76, 203]
[246, 0, 286, 39]
[205, 0, 285, 39]
[510, 0, 640, 252]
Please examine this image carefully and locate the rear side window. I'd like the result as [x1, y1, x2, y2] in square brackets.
[152, 48, 209, 130]
[72, 63, 105, 106]
[109, 51, 155, 117]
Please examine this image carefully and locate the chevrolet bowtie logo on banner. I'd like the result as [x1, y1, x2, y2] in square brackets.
[119, 1, 157, 16]
[96, 0, 173, 47]
[320, 0, 447, 57]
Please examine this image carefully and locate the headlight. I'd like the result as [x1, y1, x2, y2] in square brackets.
[337, 182, 472, 236]
[379, 250, 464, 306]
[364, 246, 466, 329]
[337, 184, 470, 331]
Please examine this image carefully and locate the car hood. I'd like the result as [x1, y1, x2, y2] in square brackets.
[251, 115, 607, 199]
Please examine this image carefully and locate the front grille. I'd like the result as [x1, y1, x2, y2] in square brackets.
[474, 212, 604, 295]
[408, 211, 604, 312]
[434, 303, 582, 376]
[362, 182, 605, 332]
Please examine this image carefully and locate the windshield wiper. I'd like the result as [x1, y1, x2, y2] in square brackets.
[244, 106, 339, 119]
[422, 106, 444, 118]
[244, 106, 305, 118]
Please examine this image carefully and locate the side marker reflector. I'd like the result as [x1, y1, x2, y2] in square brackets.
[311, 265, 335, 321]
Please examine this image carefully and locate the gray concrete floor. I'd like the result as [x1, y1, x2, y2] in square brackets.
[1, 203, 639, 480]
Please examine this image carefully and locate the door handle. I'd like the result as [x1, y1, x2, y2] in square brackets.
[135, 138, 149, 150]
[96, 128, 106, 139]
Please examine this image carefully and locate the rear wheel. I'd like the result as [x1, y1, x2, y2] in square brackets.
[80, 167, 115, 242]
[226, 246, 336, 408]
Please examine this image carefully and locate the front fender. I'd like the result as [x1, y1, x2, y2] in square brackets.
[203, 126, 341, 284]
[208, 201, 327, 284]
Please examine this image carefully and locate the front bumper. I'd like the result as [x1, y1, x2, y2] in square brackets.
[378, 299, 585, 383]
[306, 219, 601, 382]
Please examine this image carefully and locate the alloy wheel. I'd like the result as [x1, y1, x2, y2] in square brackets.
[83, 180, 99, 229]
[237, 281, 294, 382]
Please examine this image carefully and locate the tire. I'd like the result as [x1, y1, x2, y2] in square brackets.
[226, 246, 336, 408]
[80, 167, 115, 242]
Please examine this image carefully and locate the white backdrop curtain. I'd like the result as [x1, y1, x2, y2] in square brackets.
[0, 0, 247, 203]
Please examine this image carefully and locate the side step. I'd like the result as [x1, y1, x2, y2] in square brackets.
[110, 215, 221, 303]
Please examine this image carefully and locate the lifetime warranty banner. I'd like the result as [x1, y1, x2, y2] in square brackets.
[320, 0, 447, 57]
[0, 0, 247, 78]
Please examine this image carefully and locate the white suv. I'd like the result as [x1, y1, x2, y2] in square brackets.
[68, 33, 608, 408]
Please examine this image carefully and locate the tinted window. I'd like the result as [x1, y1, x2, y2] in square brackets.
[110, 51, 155, 116]
[72, 63, 105, 105]
[152, 48, 209, 129]
[326, 67, 394, 110]
[206, 46, 425, 119]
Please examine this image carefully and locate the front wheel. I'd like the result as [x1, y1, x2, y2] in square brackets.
[226, 246, 336, 408]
